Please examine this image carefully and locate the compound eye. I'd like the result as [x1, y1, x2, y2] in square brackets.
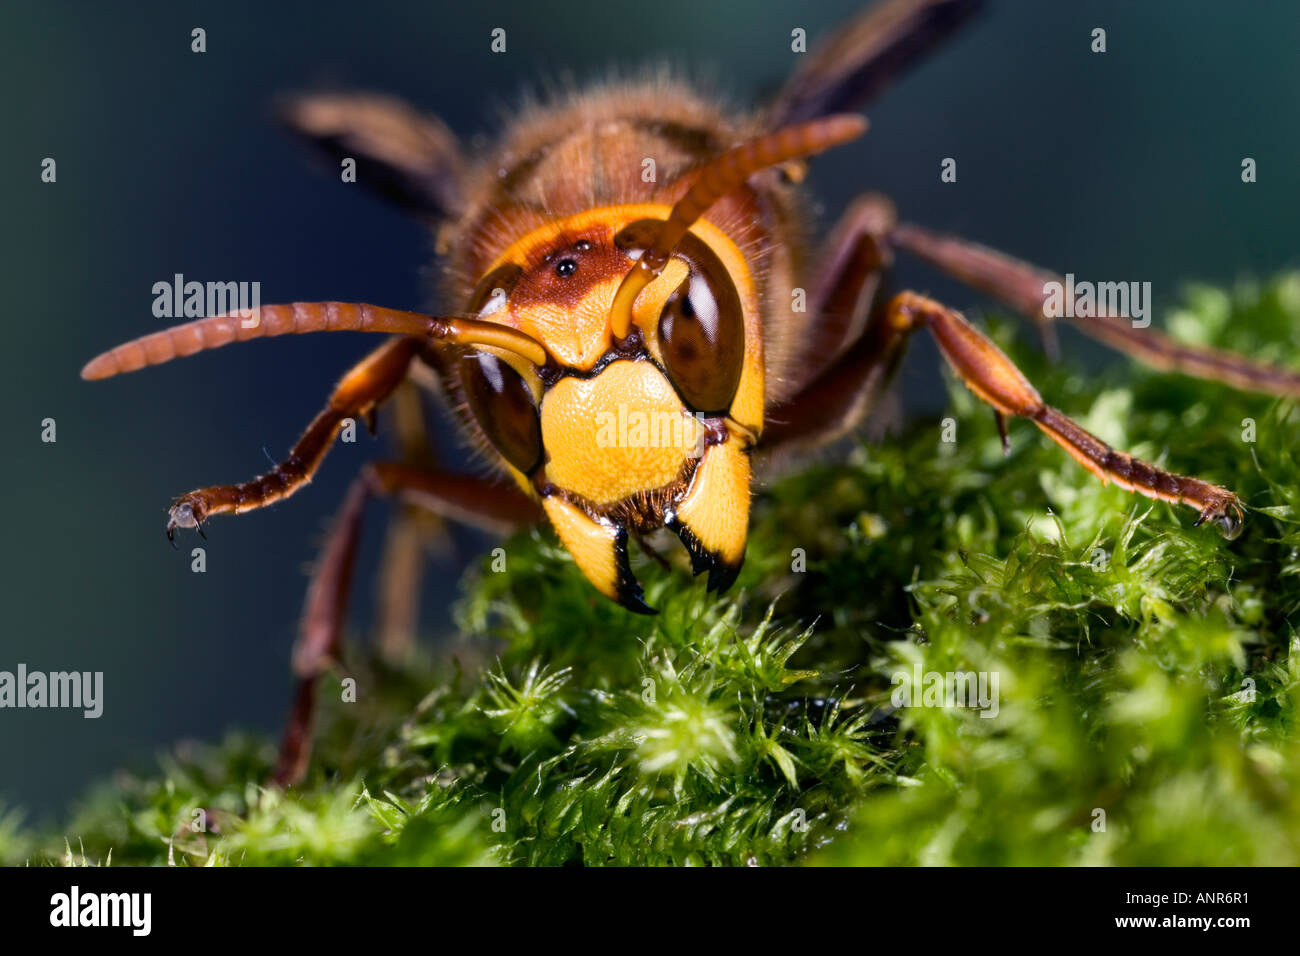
[657, 251, 745, 416]
[458, 351, 542, 474]
[614, 220, 746, 414]
[467, 263, 524, 318]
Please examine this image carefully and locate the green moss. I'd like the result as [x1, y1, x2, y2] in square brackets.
[9, 274, 1300, 866]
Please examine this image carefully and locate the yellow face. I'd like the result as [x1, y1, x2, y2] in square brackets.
[456, 205, 764, 612]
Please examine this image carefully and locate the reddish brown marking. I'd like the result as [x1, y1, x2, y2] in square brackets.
[508, 226, 631, 312]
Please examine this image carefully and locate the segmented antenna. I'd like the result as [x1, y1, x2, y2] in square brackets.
[81, 302, 548, 380]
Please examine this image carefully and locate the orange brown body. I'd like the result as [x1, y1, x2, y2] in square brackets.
[81, 0, 1300, 783]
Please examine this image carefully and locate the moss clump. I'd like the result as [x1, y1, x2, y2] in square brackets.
[9, 275, 1300, 866]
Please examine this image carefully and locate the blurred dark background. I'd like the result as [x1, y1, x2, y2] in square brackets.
[3, 0, 1298, 819]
